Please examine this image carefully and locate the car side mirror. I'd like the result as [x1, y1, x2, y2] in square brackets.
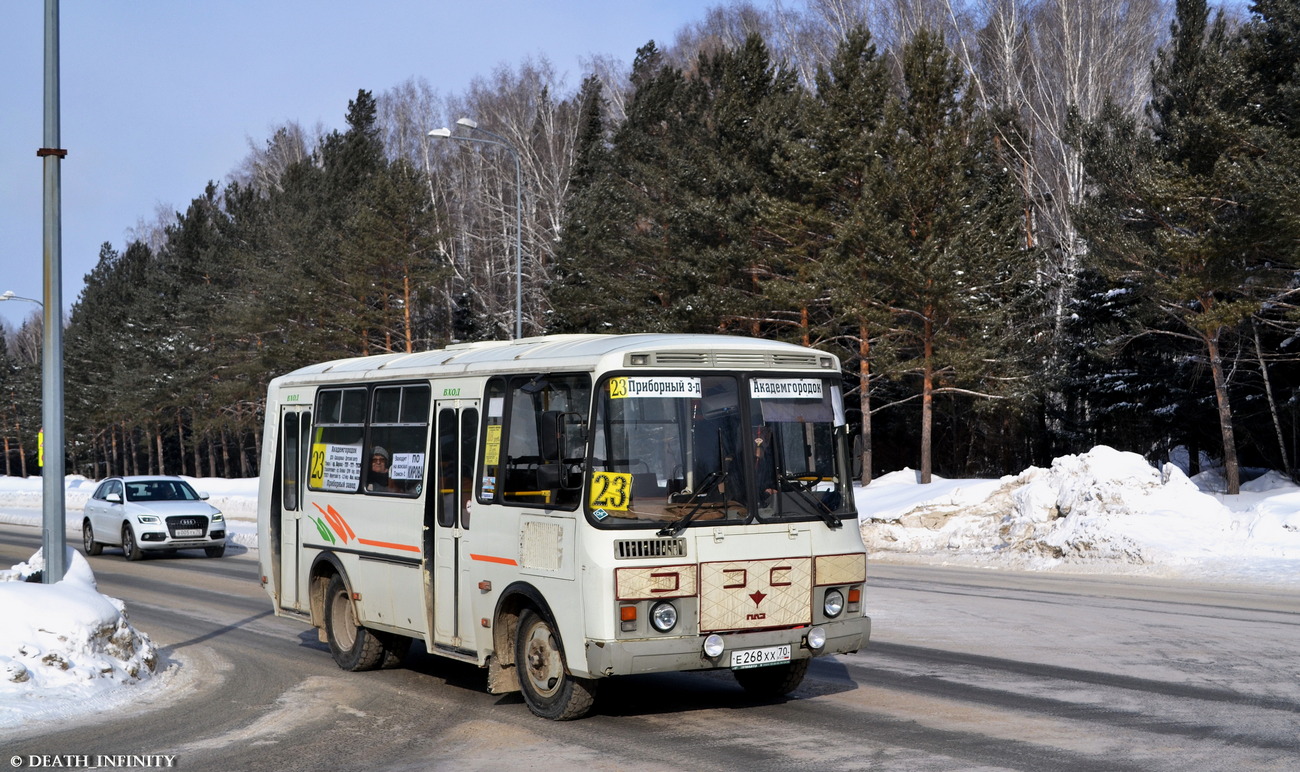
[106, 492, 122, 504]
[199, 492, 210, 500]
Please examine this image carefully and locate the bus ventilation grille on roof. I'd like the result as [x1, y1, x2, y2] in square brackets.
[651, 352, 709, 366]
[771, 353, 822, 367]
[712, 352, 769, 367]
[615, 538, 687, 560]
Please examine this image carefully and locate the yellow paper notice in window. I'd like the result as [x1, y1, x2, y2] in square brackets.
[484, 424, 502, 466]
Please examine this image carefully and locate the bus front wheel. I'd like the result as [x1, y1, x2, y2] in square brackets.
[733, 658, 809, 698]
[324, 574, 387, 671]
[515, 607, 596, 720]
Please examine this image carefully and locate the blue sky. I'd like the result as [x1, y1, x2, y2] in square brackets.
[0, 1, 724, 333]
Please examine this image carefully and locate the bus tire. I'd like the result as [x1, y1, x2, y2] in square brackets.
[378, 633, 411, 669]
[324, 573, 386, 671]
[515, 607, 596, 720]
[82, 520, 103, 556]
[733, 658, 809, 699]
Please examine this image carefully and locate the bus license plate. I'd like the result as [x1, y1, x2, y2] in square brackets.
[731, 645, 791, 670]
[175, 528, 204, 537]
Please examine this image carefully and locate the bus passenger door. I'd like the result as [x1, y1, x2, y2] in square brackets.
[428, 402, 479, 648]
[276, 406, 311, 611]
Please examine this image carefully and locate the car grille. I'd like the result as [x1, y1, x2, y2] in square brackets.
[165, 515, 210, 537]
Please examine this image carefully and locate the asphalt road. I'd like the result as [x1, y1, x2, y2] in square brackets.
[2, 520, 1298, 771]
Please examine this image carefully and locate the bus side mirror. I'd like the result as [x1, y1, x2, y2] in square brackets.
[540, 410, 565, 462]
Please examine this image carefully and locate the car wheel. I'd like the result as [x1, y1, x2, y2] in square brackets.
[515, 607, 597, 720]
[82, 520, 103, 556]
[205, 545, 226, 558]
[732, 658, 809, 699]
[122, 525, 145, 561]
[323, 573, 386, 671]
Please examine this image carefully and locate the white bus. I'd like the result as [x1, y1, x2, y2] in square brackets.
[257, 334, 870, 719]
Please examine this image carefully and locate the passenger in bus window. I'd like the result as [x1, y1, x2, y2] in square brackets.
[368, 447, 394, 492]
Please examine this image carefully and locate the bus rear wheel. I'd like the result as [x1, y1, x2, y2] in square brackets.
[324, 574, 387, 671]
[515, 608, 596, 720]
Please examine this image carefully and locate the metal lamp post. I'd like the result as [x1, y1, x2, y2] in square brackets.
[428, 119, 524, 340]
[36, 0, 68, 583]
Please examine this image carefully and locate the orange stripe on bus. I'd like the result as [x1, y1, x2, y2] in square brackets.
[356, 538, 422, 553]
[470, 553, 519, 566]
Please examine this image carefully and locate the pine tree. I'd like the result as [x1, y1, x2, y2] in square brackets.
[860, 29, 1034, 483]
[553, 36, 801, 334]
[1074, 0, 1292, 493]
[761, 24, 893, 482]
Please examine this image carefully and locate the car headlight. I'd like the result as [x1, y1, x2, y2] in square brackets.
[649, 601, 678, 633]
[212, 512, 225, 522]
[137, 515, 160, 524]
[703, 634, 725, 658]
[823, 588, 845, 618]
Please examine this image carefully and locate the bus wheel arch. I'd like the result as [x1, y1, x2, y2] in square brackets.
[308, 552, 349, 629]
[493, 582, 597, 720]
[312, 555, 409, 672]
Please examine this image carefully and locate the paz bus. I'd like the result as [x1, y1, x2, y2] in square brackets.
[257, 334, 871, 719]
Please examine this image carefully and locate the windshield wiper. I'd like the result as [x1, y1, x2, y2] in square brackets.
[657, 468, 728, 538]
[778, 474, 843, 530]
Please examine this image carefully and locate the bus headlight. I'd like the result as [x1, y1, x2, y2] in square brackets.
[823, 589, 845, 618]
[806, 626, 827, 651]
[703, 634, 725, 658]
[650, 601, 678, 633]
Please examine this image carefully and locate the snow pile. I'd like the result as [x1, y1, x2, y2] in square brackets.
[0, 546, 158, 725]
[858, 445, 1300, 579]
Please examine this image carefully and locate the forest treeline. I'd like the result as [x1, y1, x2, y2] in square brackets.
[2, 0, 1297, 493]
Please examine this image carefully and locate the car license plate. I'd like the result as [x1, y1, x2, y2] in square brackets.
[175, 528, 204, 537]
[730, 644, 791, 670]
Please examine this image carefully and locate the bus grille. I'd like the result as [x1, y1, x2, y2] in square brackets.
[614, 538, 687, 560]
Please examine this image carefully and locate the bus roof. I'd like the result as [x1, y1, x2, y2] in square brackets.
[270, 333, 839, 386]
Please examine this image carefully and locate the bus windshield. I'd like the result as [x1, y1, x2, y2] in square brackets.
[587, 374, 851, 530]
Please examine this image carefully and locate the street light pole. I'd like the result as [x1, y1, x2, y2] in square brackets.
[38, 0, 68, 584]
[428, 120, 524, 340]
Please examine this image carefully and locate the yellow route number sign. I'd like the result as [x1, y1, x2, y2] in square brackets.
[308, 443, 327, 488]
[589, 471, 632, 511]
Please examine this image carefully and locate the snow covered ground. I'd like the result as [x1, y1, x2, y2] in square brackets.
[2, 445, 1298, 730]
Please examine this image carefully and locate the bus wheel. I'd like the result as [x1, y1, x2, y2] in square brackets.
[324, 574, 386, 671]
[733, 658, 809, 699]
[515, 607, 596, 720]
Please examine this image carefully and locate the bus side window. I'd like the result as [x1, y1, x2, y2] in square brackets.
[367, 384, 431, 497]
[460, 408, 477, 527]
[282, 412, 300, 511]
[494, 374, 591, 509]
[309, 388, 367, 493]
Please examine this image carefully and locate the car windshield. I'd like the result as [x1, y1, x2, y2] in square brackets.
[125, 480, 201, 502]
[587, 374, 852, 530]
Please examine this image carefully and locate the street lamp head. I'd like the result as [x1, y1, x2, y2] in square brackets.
[428, 127, 452, 138]
[0, 290, 14, 301]
[456, 117, 478, 129]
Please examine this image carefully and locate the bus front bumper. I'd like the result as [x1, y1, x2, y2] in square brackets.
[580, 615, 870, 678]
